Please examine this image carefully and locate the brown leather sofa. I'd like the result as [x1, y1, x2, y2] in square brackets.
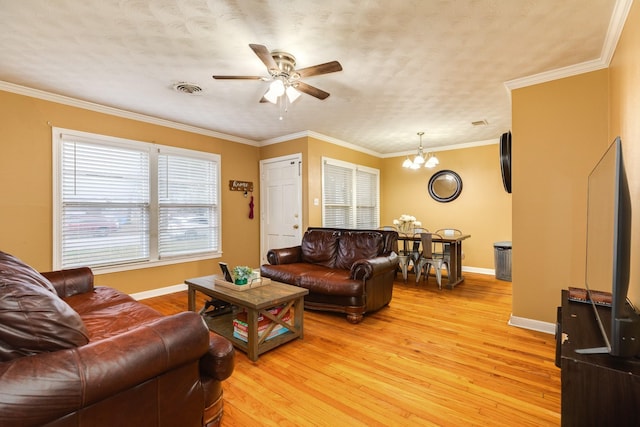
[0, 250, 234, 427]
[260, 227, 399, 323]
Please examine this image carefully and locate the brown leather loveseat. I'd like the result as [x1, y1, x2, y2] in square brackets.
[260, 227, 399, 323]
[0, 250, 234, 427]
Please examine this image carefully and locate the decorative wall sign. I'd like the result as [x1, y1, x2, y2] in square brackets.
[229, 180, 253, 192]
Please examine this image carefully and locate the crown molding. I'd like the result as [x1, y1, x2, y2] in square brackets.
[602, 0, 634, 64]
[504, 0, 632, 91]
[260, 130, 383, 157]
[382, 137, 499, 159]
[504, 59, 608, 91]
[0, 80, 258, 146]
[262, 130, 498, 159]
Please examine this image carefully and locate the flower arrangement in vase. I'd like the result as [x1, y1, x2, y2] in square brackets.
[232, 266, 254, 285]
[393, 214, 422, 233]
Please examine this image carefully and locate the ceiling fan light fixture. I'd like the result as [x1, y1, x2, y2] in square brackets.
[264, 78, 285, 103]
[286, 86, 301, 103]
[264, 90, 279, 104]
[213, 44, 342, 107]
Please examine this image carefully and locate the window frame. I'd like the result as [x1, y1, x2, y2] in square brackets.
[52, 127, 222, 273]
[321, 157, 380, 229]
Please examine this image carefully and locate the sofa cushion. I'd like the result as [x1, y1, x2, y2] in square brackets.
[65, 286, 163, 340]
[0, 251, 90, 361]
[301, 229, 340, 267]
[260, 263, 311, 285]
[298, 269, 363, 297]
[334, 231, 384, 270]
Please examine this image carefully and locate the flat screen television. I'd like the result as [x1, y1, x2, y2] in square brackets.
[578, 136, 640, 357]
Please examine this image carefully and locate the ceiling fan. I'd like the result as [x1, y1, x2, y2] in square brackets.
[212, 44, 342, 103]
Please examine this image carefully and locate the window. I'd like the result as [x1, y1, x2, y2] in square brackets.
[322, 157, 379, 229]
[53, 128, 220, 270]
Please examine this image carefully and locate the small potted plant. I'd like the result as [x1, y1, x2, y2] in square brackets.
[232, 266, 253, 285]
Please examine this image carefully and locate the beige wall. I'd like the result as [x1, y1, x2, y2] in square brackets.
[609, 0, 640, 306]
[382, 144, 512, 269]
[0, 90, 261, 294]
[260, 136, 382, 229]
[5, 1, 638, 317]
[512, 70, 609, 323]
[512, 1, 640, 324]
[3, 90, 501, 296]
[307, 137, 382, 227]
[259, 136, 509, 269]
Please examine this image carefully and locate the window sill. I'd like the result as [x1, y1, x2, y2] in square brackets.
[91, 252, 222, 275]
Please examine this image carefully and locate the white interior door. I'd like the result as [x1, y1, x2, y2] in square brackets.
[260, 154, 302, 264]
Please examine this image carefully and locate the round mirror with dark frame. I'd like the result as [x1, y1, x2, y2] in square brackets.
[428, 170, 463, 203]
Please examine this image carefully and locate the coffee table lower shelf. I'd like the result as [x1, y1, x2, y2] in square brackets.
[203, 307, 302, 360]
[185, 275, 308, 361]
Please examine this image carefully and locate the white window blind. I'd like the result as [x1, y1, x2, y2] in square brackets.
[158, 152, 219, 257]
[55, 129, 221, 270]
[60, 138, 150, 268]
[322, 158, 379, 229]
[356, 168, 379, 228]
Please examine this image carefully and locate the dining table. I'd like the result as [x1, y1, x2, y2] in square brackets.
[397, 232, 471, 289]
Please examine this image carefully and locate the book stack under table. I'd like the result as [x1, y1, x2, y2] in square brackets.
[233, 305, 291, 342]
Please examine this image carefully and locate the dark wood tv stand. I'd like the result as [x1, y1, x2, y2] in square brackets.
[556, 290, 640, 426]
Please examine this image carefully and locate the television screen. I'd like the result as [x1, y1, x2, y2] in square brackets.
[585, 139, 618, 296]
[582, 137, 639, 357]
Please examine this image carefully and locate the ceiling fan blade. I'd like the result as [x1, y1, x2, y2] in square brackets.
[212, 75, 263, 80]
[296, 61, 342, 78]
[295, 81, 330, 100]
[249, 44, 279, 73]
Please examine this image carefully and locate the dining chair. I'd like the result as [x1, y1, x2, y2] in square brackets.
[379, 225, 410, 282]
[408, 227, 428, 275]
[415, 232, 446, 289]
[434, 228, 463, 275]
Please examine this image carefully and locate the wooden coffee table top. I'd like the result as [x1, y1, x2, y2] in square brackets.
[185, 274, 308, 309]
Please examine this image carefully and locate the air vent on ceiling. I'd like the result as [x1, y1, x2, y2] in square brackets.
[471, 119, 488, 126]
[173, 82, 203, 94]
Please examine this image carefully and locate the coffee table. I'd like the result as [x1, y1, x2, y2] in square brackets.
[185, 274, 308, 361]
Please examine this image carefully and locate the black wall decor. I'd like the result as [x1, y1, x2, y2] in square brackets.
[500, 131, 512, 193]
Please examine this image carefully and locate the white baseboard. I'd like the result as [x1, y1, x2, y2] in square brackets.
[131, 284, 187, 301]
[462, 266, 494, 275]
[508, 315, 556, 335]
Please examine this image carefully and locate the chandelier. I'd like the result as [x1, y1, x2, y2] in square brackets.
[402, 132, 439, 169]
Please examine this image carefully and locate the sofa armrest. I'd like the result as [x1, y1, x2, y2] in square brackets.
[0, 311, 210, 426]
[350, 252, 399, 281]
[200, 331, 235, 381]
[267, 246, 303, 265]
[41, 267, 94, 298]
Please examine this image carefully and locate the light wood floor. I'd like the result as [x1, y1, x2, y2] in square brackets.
[142, 272, 561, 426]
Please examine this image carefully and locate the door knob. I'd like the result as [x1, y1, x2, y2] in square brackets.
[293, 224, 299, 229]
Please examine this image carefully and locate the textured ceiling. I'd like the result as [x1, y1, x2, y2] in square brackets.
[0, 0, 623, 155]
